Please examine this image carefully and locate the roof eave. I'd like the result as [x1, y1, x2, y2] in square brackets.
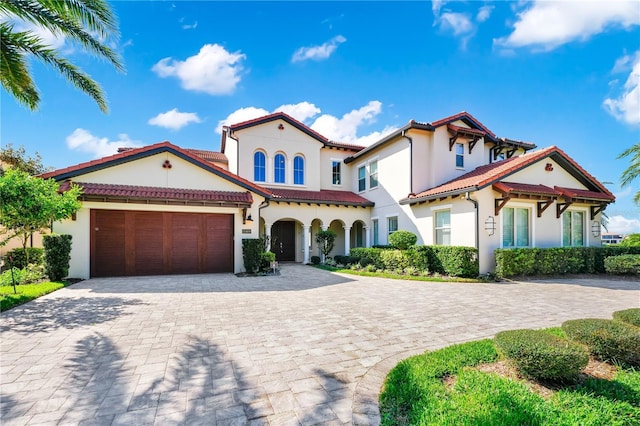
[401, 187, 476, 205]
[271, 198, 374, 207]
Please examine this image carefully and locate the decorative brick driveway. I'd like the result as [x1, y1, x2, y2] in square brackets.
[1, 265, 638, 425]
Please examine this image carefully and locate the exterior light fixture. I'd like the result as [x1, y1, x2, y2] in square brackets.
[484, 216, 496, 236]
[242, 208, 253, 225]
[591, 221, 601, 238]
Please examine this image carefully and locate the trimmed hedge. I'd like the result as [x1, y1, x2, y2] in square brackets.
[562, 318, 640, 367]
[42, 234, 72, 281]
[388, 231, 417, 250]
[495, 246, 640, 277]
[604, 254, 640, 275]
[350, 245, 478, 278]
[4, 247, 44, 269]
[494, 329, 589, 382]
[310, 255, 321, 265]
[613, 308, 640, 327]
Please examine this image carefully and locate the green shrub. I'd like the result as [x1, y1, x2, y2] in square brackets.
[260, 251, 276, 272]
[494, 329, 589, 382]
[242, 238, 263, 273]
[333, 255, 344, 265]
[310, 255, 321, 265]
[358, 257, 373, 267]
[0, 264, 46, 286]
[42, 234, 72, 281]
[4, 247, 44, 269]
[380, 250, 411, 271]
[613, 308, 640, 327]
[389, 231, 417, 250]
[604, 254, 640, 275]
[562, 319, 640, 367]
[351, 248, 386, 269]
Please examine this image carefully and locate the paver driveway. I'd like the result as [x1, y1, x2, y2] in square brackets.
[1, 265, 638, 425]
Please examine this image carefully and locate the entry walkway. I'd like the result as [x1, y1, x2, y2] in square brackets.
[1, 265, 638, 425]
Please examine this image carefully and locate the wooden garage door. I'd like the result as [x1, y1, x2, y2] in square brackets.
[91, 210, 233, 277]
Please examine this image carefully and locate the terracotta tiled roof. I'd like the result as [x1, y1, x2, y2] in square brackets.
[430, 111, 497, 139]
[185, 149, 228, 163]
[40, 141, 271, 198]
[403, 146, 615, 204]
[324, 141, 366, 151]
[555, 186, 614, 202]
[493, 182, 560, 197]
[267, 187, 374, 207]
[447, 123, 486, 137]
[60, 181, 253, 205]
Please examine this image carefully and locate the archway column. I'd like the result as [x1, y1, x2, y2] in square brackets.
[364, 225, 370, 248]
[343, 226, 351, 255]
[264, 223, 272, 251]
[303, 224, 310, 264]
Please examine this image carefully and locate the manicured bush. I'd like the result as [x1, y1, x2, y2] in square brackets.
[613, 308, 640, 327]
[380, 249, 411, 271]
[358, 257, 373, 267]
[351, 248, 386, 269]
[242, 238, 264, 273]
[604, 254, 640, 275]
[260, 251, 276, 272]
[389, 231, 417, 250]
[4, 247, 44, 269]
[495, 246, 640, 277]
[42, 234, 72, 281]
[494, 329, 589, 382]
[562, 319, 640, 367]
[333, 255, 345, 265]
[310, 255, 321, 265]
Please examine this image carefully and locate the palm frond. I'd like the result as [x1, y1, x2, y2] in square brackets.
[0, 23, 40, 110]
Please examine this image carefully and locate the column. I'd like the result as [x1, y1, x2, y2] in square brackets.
[343, 226, 351, 255]
[265, 223, 272, 251]
[321, 224, 328, 231]
[364, 225, 370, 248]
[303, 225, 310, 264]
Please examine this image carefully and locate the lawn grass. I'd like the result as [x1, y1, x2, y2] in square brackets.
[313, 264, 484, 283]
[0, 282, 66, 311]
[379, 334, 640, 425]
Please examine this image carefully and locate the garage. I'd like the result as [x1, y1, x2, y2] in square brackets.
[91, 209, 233, 277]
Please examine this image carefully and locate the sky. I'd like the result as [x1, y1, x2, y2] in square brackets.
[1, 1, 639, 234]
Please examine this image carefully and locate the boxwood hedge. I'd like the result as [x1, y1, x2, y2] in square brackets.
[613, 308, 640, 327]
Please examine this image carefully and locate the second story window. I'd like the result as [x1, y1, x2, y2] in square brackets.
[388, 216, 398, 235]
[332, 161, 341, 185]
[369, 160, 378, 188]
[456, 143, 464, 168]
[294, 155, 304, 185]
[358, 166, 366, 192]
[254, 151, 266, 182]
[274, 153, 286, 183]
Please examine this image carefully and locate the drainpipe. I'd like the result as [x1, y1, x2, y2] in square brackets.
[401, 130, 413, 194]
[465, 192, 479, 251]
[258, 199, 270, 230]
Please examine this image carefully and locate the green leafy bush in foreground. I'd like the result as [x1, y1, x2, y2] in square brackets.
[605, 254, 640, 275]
[613, 308, 640, 327]
[388, 230, 417, 250]
[494, 329, 589, 382]
[562, 318, 640, 367]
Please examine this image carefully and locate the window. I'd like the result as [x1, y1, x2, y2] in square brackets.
[369, 160, 378, 188]
[293, 156, 304, 185]
[456, 143, 464, 168]
[358, 166, 366, 192]
[254, 151, 266, 182]
[372, 219, 379, 246]
[332, 161, 341, 185]
[388, 216, 398, 235]
[503, 207, 530, 247]
[274, 153, 285, 183]
[435, 210, 451, 245]
[563, 211, 584, 246]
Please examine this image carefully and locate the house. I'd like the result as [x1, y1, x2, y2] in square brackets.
[602, 233, 625, 245]
[43, 111, 614, 278]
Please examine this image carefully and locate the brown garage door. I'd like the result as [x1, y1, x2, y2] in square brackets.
[91, 210, 233, 277]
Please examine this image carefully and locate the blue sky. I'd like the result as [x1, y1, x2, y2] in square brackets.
[2, 1, 639, 233]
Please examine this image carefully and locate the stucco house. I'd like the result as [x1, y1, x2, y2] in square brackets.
[42, 111, 614, 278]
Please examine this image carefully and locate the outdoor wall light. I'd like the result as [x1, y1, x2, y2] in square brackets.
[242, 207, 253, 225]
[591, 221, 601, 238]
[484, 216, 496, 236]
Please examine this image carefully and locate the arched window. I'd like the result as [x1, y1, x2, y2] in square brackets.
[274, 153, 285, 183]
[254, 151, 266, 182]
[293, 155, 304, 185]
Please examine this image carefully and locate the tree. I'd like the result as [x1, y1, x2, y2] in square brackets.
[0, 0, 124, 113]
[315, 230, 336, 262]
[0, 168, 81, 264]
[620, 234, 640, 247]
[618, 143, 640, 205]
[0, 143, 49, 175]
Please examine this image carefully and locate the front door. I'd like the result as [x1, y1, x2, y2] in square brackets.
[271, 221, 296, 261]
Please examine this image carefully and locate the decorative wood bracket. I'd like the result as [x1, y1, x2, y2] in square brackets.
[590, 204, 607, 220]
[506, 147, 518, 158]
[449, 134, 459, 151]
[495, 197, 511, 216]
[468, 135, 480, 154]
[492, 146, 505, 161]
[556, 201, 573, 218]
[537, 200, 553, 218]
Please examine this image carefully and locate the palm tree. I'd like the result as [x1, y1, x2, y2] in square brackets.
[0, 0, 123, 113]
[619, 142, 640, 205]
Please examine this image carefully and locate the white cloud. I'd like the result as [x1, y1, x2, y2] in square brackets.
[66, 129, 142, 158]
[291, 35, 346, 63]
[148, 108, 202, 130]
[215, 107, 270, 134]
[495, 0, 640, 51]
[603, 51, 640, 126]
[477, 5, 494, 23]
[607, 215, 640, 234]
[152, 44, 245, 95]
[182, 21, 197, 30]
[275, 102, 321, 122]
[437, 12, 474, 36]
[432, 0, 447, 15]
